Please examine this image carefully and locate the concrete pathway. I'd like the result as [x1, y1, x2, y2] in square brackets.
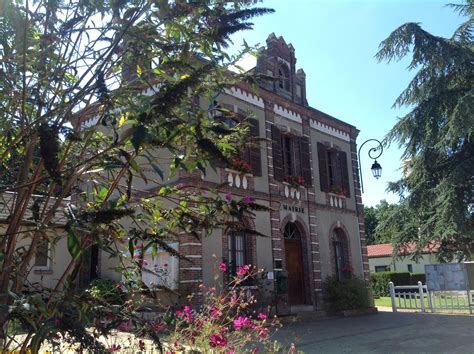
[273, 311, 474, 353]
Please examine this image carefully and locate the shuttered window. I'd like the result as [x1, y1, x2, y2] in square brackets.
[271, 126, 312, 187]
[239, 118, 262, 176]
[317, 143, 350, 197]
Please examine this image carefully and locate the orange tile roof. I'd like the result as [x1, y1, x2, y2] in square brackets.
[367, 242, 439, 258]
[367, 243, 393, 257]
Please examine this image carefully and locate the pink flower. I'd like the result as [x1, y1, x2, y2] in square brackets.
[236, 264, 251, 277]
[219, 262, 227, 272]
[243, 195, 256, 204]
[108, 344, 122, 352]
[225, 192, 233, 201]
[151, 321, 165, 332]
[184, 306, 192, 314]
[258, 327, 270, 338]
[209, 333, 227, 347]
[117, 319, 133, 332]
[257, 313, 267, 320]
[233, 316, 252, 330]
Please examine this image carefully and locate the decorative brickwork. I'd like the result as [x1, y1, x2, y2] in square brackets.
[169, 35, 367, 313]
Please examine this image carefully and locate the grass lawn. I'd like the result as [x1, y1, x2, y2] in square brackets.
[374, 297, 393, 308]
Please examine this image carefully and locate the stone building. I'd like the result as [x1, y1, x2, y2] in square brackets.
[14, 33, 369, 313]
[155, 33, 369, 312]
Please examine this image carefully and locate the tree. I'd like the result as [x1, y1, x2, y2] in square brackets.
[364, 206, 377, 245]
[364, 200, 402, 245]
[376, 1, 474, 261]
[0, 0, 273, 351]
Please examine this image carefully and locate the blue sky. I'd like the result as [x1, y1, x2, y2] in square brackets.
[229, 0, 465, 207]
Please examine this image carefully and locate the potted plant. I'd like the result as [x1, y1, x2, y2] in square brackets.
[229, 157, 253, 175]
[283, 175, 305, 190]
[330, 186, 347, 197]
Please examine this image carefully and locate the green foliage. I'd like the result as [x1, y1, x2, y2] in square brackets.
[0, 0, 274, 351]
[371, 272, 411, 297]
[364, 200, 402, 245]
[371, 272, 391, 297]
[324, 276, 370, 311]
[85, 279, 126, 306]
[376, 1, 474, 261]
[364, 206, 378, 245]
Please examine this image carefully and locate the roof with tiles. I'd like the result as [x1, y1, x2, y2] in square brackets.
[367, 242, 440, 258]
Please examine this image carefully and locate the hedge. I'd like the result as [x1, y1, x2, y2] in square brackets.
[409, 273, 426, 285]
[371, 272, 416, 297]
[324, 276, 370, 311]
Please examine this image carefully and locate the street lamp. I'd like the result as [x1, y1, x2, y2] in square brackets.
[358, 139, 383, 193]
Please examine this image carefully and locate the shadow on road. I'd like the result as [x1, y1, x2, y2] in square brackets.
[273, 311, 474, 353]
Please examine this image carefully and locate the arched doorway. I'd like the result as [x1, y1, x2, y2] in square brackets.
[284, 222, 305, 304]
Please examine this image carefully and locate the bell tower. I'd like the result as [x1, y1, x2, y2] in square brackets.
[255, 33, 308, 106]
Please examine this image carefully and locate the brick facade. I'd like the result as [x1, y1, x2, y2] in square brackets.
[173, 34, 367, 312]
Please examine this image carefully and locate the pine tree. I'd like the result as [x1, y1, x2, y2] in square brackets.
[376, 1, 474, 261]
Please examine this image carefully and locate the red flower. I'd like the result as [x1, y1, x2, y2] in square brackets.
[209, 333, 227, 347]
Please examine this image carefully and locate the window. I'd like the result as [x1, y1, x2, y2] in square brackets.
[278, 65, 290, 91]
[375, 266, 389, 273]
[283, 135, 297, 176]
[237, 115, 262, 176]
[34, 237, 50, 269]
[228, 231, 247, 275]
[407, 264, 413, 273]
[284, 222, 301, 240]
[332, 228, 350, 280]
[271, 125, 312, 186]
[317, 143, 350, 197]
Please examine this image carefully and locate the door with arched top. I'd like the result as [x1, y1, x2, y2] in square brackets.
[284, 222, 305, 304]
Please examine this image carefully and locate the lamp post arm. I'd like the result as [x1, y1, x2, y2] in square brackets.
[357, 139, 383, 193]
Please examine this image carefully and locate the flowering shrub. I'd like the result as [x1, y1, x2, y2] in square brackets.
[284, 175, 305, 188]
[165, 265, 281, 353]
[229, 157, 253, 174]
[330, 186, 347, 196]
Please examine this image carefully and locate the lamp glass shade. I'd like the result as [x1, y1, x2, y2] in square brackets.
[371, 160, 382, 179]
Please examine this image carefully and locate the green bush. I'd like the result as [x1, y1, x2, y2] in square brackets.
[370, 272, 420, 297]
[409, 273, 426, 285]
[371, 272, 391, 297]
[85, 278, 126, 305]
[389, 272, 410, 286]
[324, 276, 370, 312]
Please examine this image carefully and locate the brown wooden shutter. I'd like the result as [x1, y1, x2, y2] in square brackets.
[340, 151, 351, 198]
[248, 119, 262, 176]
[317, 142, 329, 192]
[299, 137, 312, 187]
[271, 125, 284, 181]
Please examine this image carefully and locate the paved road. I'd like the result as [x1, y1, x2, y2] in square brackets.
[273, 311, 474, 353]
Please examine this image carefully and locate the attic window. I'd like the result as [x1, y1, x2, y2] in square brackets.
[278, 65, 290, 91]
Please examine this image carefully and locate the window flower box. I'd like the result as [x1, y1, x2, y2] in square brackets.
[225, 168, 253, 190]
[282, 182, 303, 200]
[229, 157, 253, 175]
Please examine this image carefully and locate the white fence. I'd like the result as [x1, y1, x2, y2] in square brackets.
[389, 281, 474, 314]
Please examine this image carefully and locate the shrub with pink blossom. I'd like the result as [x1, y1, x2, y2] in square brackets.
[165, 265, 282, 353]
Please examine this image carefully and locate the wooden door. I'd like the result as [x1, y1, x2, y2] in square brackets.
[285, 239, 304, 304]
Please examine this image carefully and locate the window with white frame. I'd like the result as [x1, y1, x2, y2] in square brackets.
[228, 231, 247, 275]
